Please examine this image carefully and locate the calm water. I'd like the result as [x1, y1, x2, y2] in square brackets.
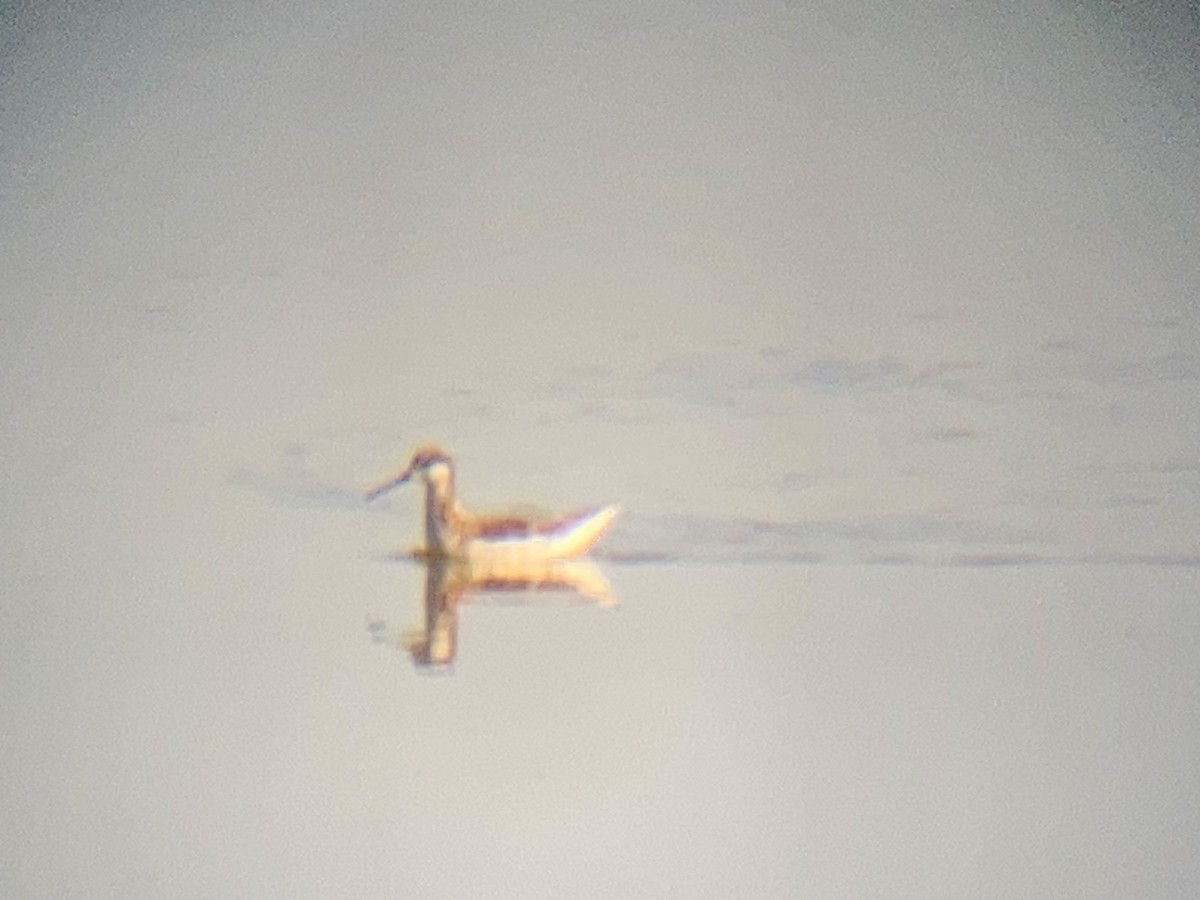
[4, 3, 1199, 898]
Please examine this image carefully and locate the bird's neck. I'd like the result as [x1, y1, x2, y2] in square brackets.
[422, 469, 464, 554]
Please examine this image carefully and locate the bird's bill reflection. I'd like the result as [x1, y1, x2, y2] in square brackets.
[368, 557, 616, 670]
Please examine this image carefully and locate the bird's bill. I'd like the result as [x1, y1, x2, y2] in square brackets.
[364, 465, 414, 501]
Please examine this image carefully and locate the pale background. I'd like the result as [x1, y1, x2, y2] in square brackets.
[3, 2, 1199, 897]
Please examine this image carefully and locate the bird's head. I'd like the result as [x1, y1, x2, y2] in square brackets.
[364, 444, 454, 501]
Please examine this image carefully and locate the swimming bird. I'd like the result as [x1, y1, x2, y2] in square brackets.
[365, 444, 619, 566]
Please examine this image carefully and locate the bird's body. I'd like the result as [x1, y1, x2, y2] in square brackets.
[366, 445, 618, 564]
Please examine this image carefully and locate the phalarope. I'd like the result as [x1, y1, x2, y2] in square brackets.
[365, 445, 619, 566]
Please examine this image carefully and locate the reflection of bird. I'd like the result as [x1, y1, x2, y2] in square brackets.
[368, 555, 617, 671]
[365, 445, 619, 565]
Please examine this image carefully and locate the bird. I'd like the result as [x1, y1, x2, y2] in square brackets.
[365, 444, 619, 567]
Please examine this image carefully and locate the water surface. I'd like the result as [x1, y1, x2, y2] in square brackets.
[3, 2, 1199, 897]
